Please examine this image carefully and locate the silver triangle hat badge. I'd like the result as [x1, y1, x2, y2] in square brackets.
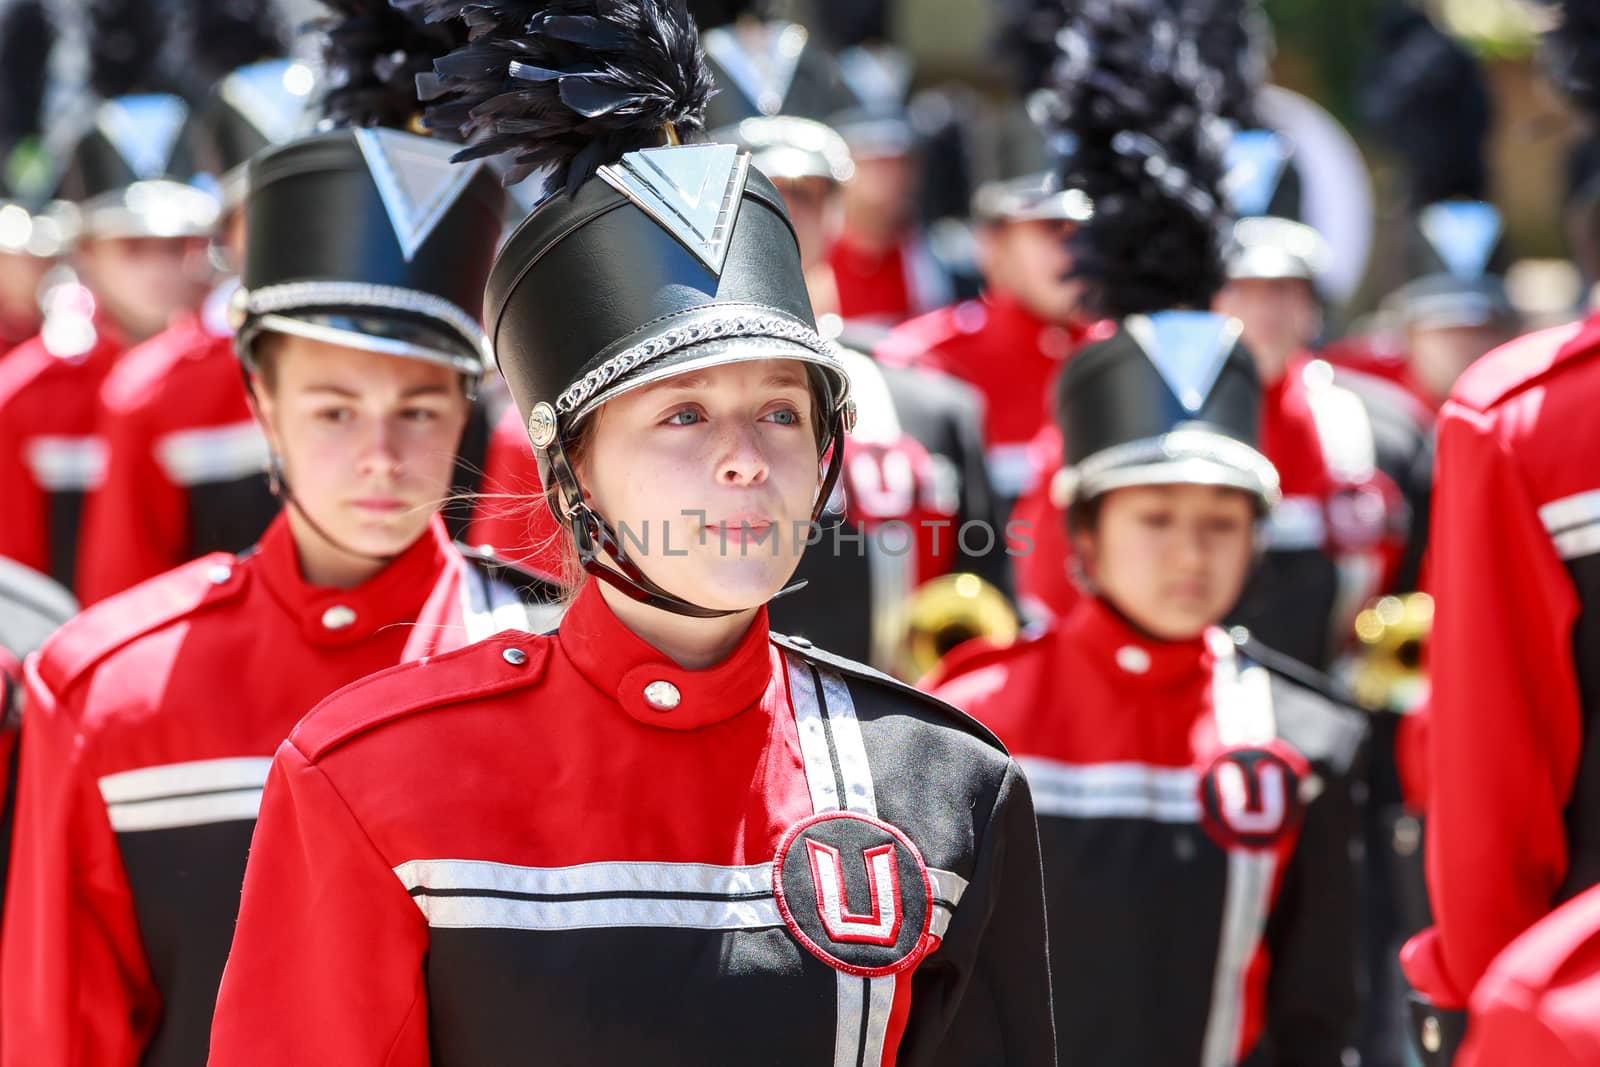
[1123, 311, 1243, 414]
[598, 144, 751, 275]
[354, 128, 485, 262]
[702, 22, 808, 116]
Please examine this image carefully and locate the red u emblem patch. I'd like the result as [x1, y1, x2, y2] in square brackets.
[774, 811, 933, 977]
[1198, 741, 1311, 851]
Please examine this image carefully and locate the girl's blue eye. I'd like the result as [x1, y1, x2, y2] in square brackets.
[665, 408, 702, 426]
[764, 408, 799, 426]
[316, 408, 354, 424]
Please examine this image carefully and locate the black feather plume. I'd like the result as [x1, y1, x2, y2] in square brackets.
[317, 0, 468, 130]
[993, 0, 1069, 96]
[1359, 8, 1491, 205]
[86, 0, 181, 98]
[181, 0, 290, 90]
[681, 0, 761, 31]
[1536, 0, 1600, 123]
[1187, 0, 1271, 128]
[1052, 0, 1232, 319]
[0, 0, 55, 151]
[405, 0, 716, 192]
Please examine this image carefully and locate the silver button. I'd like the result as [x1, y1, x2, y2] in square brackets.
[207, 564, 232, 585]
[643, 680, 681, 711]
[502, 648, 528, 667]
[1115, 645, 1151, 674]
[789, 635, 813, 649]
[321, 605, 357, 630]
[1421, 1016, 1441, 1054]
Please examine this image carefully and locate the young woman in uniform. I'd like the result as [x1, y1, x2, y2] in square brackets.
[0, 6, 554, 1062]
[925, 5, 1365, 1066]
[206, 1, 1054, 1064]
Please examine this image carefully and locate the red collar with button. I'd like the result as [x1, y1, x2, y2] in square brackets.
[252, 511, 455, 648]
[556, 581, 779, 731]
[1062, 594, 1214, 689]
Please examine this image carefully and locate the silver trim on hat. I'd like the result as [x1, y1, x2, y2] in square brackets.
[557, 312, 849, 420]
[1067, 427, 1282, 509]
[237, 280, 490, 369]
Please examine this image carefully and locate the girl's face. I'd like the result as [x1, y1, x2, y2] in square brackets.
[1074, 483, 1257, 641]
[251, 335, 470, 576]
[577, 358, 823, 612]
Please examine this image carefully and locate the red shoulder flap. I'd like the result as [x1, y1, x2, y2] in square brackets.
[920, 628, 1050, 691]
[873, 303, 981, 368]
[99, 316, 215, 411]
[36, 553, 247, 696]
[292, 630, 552, 761]
[1452, 317, 1600, 412]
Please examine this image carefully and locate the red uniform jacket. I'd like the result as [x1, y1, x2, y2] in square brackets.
[0, 514, 552, 1067]
[207, 581, 1055, 1065]
[76, 306, 275, 605]
[1401, 314, 1600, 1011]
[826, 232, 950, 327]
[0, 297, 126, 590]
[876, 293, 1098, 510]
[1460, 883, 1600, 1067]
[1008, 358, 1399, 669]
[926, 596, 1366, 1066]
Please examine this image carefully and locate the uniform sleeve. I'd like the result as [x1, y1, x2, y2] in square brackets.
[208, 741, 430, 1065]
[1257, 765, 1362, 1067]
[899, 759, 1056, 1067]
[0, 407, 49, 576]
[947, 391, 1010, 595]
[0, 661, 158, 1067]
[76, 389, 188, 605]
[1400, 402, 1583, 1010]
[1458, 995, 1585, 1067]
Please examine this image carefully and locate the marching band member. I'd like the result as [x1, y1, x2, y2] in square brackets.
[0, 3, 554, 1061]
[208, 1, 1054, 1061]
[75, 50, 312, 604]
[927, 4, 1365, 1062]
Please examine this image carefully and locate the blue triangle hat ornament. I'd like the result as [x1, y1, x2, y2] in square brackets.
[98, 94, 190, 181]
[1224, 129, 1290, 220]
[1418, 200, 1502, 282]
[1124, 311, 1243, 414]
[221, 60, 313, 147]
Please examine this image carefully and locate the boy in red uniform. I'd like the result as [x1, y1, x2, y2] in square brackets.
[0, 6, 553, 1062]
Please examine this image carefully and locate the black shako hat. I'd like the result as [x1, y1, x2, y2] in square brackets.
[230, 0, 505, 380]
[1050, 0, 1277, 513]
[194, 59, 316, 211]
[1056, 314, 1278, 509]
[413, 0, 854, 619]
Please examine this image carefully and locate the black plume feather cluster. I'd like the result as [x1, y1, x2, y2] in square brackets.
[1535, 0, 1600, 123]
[1359, 9, 1490, 205]
[86, 0, 181, 98]
[993, 0, 1070, 96]
[1052, 0, 1232, 319]
[680, 0, 761, 32]
[404, 0, 716, 193]
[0, 0, 55, 150]
[316, 0, 468, 130]
[180, 0, 290, 90]
[1188, 0, 1271, 127]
